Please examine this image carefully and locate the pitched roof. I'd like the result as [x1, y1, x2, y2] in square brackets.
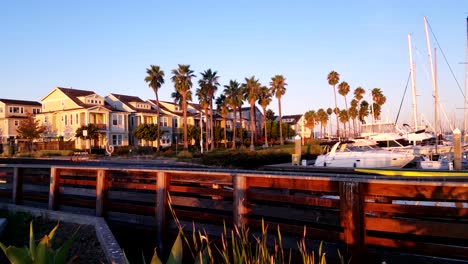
[55, 87, 116, 111]
[110, 93, 156, 114]
[281, 114, 303, 125]
[0, 98, 41, 106]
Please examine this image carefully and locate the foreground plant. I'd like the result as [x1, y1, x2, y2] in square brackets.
[0, 221, 78, 264]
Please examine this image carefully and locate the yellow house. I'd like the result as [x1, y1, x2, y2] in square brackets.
[0, 98, 42, 143]
[36, 87, 129, 149]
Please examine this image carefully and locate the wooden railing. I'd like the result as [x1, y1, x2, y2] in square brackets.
[0, 165, 467, 263]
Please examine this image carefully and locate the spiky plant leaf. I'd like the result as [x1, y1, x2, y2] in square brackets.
[0, 243, 32, 264]
[166, 231, 183, 264]
[35, 234, 50, 263]
[150, 248, 163, 264]
[54, 226, 80, 264]
[29, 221, 36, 261]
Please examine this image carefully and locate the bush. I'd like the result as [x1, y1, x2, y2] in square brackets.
[114, 146, 130, 156]
[177, 150, 192, 159]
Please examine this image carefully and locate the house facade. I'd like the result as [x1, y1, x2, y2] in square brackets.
[0, 98, 42, 143]
[36, 87, 129, 149]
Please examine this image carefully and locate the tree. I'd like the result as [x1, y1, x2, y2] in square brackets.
[316, 108, 328, 138]
[339, 109, 349, 137]
[327, 71, 340, 137]
[16, 112, 45, 151]
[358, 100, 370, 124]
[371, 88, 387, 120]
[244, 76, 261, 151]
[133, 123, 160, 144]
[353, 86, 365, 134]
[265, 109, 275, 121]
[349, 99, 359, 136]
[196, 85, 210, 151]
[304, 110, 316, 138]
[75, 124, 99, 149]
[215, 94, 230, 148]
[258, 86, 272, 147]
[224, 80, 243, 150]
[338, 81, 350, 134]
[270, 75, 287, 145]
[171, 64, 195, 151]
[326, 107, 333, 138]
[144, 65, 165, 152]
[199, 69, 220, 151]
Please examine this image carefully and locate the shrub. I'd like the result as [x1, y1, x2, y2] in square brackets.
[114, 146, 130, 156]
[177, 150, 192, 159]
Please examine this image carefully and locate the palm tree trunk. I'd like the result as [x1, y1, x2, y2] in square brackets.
[278, 99, 283, 145]
[263, 107, 268, 147]
[155, 92, 160, 152]
[182, 93, 188, 150]
[250, 103, 255, 151]
[204, 109, 209, 151]
[223, 116, 227, 148]
[238, 106, 244, 147]
[210, 99, 214, 151]
[333, 85, 339, 138]
[232, 108, 237, 150]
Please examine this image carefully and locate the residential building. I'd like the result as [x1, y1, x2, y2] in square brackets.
[106, 93, 171, 148]
[0, 98, 42, 143]
[281, 114, 313, 141]
[36, 87, 129, 149]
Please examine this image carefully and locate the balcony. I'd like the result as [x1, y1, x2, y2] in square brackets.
[92, 123, 107, 130]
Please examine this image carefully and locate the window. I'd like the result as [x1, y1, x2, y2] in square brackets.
[64, 115, 68, 125]
[9, 107, 23, 113]
[0, 108, 3, 113]
[44, 116, 48, 123]
[70, 114, 73, 125]
[76, 114, 79, 124]
[160, 117, 168, 127]
[173, 118, 178, 128]
[14, 120, 19, 126]
[32, 108, 41, 114]
[112, 135, 123, 146]
[112, 115, 123, 126]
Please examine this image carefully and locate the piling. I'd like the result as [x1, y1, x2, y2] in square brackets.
[454, 128, 462, 170]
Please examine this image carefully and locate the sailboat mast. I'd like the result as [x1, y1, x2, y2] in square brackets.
[423, 16, 439, 136]
[464, 16, 468, 141]
[408, 34, 418, 130]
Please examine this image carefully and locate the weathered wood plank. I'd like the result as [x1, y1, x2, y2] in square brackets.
[249, 204, 340, 226]
[59, 179, 97, 186]
[110, 182, 157, 190]
[169, 185, 233, 198]
[13, 167, 22, 204]
[365, 183, 468, 200]
[247, 177, 339, 192]
[48, 168, 59, 210]
[366, 217, 468, 239]
[156, 171, 169, 252]
[248, 191, 339, 208]
[96, 169, 109, 217]
[365, 203, 468, 218]
[366, 236, 468, 259]
[234, 174, 248, 228]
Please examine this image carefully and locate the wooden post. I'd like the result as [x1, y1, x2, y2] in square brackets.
[453, 128, 462, 170]
[12, 167, 23, 204]
[48, 167, 60, 210]
[96, 169, 109, 217]
[340, 181, 365, 264]
[233, 174, 248, 229]
[155, 171, 169, 252]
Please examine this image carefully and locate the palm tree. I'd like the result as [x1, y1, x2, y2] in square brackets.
[270, 75, 287, 145]
[349, 99, 359, 136]
[339, 109, 349, 137]
[196, 86, 210, 151]
[327, 71, 340, 137]
[199, 69, 220, 151]
[316, 108, 328, 138]
[371, 88, 387, 121]
[353, 86, 365, 134]
[326, 107, 333, 138]
[258, 86, 272, 147]
[144, 65, 165, 152]
[304, 110, 317, 139]
[215, 94, 229, 148]
[171, 64, 195, 151]
[224, 80, 242, 149]
[171, 90, 192, 107]
[244, 76, 261, 151]
[358, 100, 370, 124]
[338, 81, 350, 135]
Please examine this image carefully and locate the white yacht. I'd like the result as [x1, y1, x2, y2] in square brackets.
[314, 139, 415, 168]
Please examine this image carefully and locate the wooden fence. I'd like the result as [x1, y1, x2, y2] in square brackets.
[0, 165, 467, 263]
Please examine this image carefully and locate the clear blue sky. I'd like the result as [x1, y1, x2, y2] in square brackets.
[2, 1, 467, 130]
